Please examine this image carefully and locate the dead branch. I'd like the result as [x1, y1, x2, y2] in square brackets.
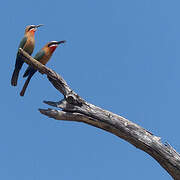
[19, 48, 180, 180]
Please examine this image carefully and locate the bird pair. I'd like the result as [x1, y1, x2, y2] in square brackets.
[11, 24, 65, 96]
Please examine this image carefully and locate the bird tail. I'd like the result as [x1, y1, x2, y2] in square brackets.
[20, 75, 32, 96]
[11, 68, 20, 86]
[23, 66, 31, 78]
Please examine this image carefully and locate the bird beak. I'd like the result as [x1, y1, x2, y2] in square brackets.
[36, 24, 44, 28]
[57, 40, 66, 45]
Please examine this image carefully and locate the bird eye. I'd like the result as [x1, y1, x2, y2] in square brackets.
[28, 26, 35, 31]
[48, 42, 55, 47]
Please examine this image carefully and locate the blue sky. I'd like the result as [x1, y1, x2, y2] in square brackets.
[1, 0, 180, 179]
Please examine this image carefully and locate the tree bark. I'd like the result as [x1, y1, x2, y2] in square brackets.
[19, 48, 180, 180]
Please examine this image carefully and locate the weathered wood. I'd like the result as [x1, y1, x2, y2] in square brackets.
[19, 48, 180, 180]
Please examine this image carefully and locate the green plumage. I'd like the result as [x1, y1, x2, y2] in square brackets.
[34, 49, 45, 61]
[23, 50, 45, 78]
[18, 36, 27, 49]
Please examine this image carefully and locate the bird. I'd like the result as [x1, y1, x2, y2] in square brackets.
[20, 40, 66, 96]
[11, 24, 43, 86]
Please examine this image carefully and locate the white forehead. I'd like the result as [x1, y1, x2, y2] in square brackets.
[26, 25, 35, 28]
[50, 41, 58, 43]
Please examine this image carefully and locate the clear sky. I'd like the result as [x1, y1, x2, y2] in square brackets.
[1, 0, 180, 179]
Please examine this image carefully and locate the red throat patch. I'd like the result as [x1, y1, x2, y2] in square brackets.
[50, 45, 57, 53]
[29, 28, 36, 35]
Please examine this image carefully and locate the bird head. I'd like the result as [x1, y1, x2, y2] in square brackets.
[46, 40, 66, 53]
[25, 24, 43, 35]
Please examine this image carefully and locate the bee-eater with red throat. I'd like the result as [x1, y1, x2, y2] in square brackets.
[11, 24, 43, 86]
[20, 40, 66, 96]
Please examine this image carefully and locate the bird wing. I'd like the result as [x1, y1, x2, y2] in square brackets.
[34, 49, 45, 61]
[18, 36, 27, 49]
[11, 36, 28, 86]
[23, 49, 45, 77]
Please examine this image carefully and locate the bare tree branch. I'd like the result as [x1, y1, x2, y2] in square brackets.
[19, 48, 180, 180]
